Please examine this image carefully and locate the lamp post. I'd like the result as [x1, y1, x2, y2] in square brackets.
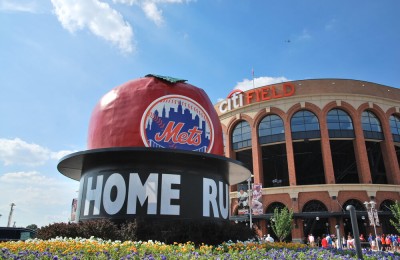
[247, 177, 253, 229]
[325, 222, 329, 234]
[7, 203, 15, 228]
[335, 224, 342, 249]
[346, 205, 363, 260]
[272, 178, 282, 187]
[364, 201, 380, 251]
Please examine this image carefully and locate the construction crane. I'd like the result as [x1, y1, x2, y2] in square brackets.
[7, 203, 15, 227]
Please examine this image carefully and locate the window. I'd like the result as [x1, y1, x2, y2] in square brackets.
[361, 111, 383, 140]
[327, 109, 355, 138]
[389, 115, 400, 142]
[232, 121, 252, 150]
[291, 110, 320, 140]
[258, 115, 285, 144]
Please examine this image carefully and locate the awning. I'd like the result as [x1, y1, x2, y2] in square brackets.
[230, 210, 392, 221]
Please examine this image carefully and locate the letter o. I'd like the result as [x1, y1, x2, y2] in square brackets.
[103, 173, 126, 215]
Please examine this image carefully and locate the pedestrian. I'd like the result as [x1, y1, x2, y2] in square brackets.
[342, 236, 347, 249]
[347, 235, 354, 249]
[368, 233, 375, 250]
[326, 234, 333, 248]
[381, 234, 386, 251]
[308, 234, 315, 247]
[321, 234, 328, 248]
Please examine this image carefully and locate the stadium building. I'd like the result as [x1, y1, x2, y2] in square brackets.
[215, 79, 400, 243]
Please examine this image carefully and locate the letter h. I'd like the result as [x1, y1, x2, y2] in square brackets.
[83, 175, 103, 216]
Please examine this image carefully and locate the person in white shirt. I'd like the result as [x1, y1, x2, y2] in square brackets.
[308, 234, 315, 247]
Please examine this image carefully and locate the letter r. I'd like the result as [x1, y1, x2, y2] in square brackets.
[203, 178, 219, 218]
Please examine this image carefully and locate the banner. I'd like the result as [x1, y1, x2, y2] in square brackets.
[373, 210, 380, 226]
[251, 184, 263, 215]
[367, 209, 380, 226]
[237, 183, 249, 215]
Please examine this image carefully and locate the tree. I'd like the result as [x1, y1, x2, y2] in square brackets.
[271, 207, 294, 242]
[26, 224, 38, 230]
[389, 201, 400, 233]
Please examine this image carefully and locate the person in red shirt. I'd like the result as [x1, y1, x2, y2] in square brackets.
[321, 234, 328, 248]
[381, 234, 386, 251]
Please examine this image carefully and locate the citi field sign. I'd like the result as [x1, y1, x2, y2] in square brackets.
[58, 75, 250, 223]
[218, 82, 296, 114]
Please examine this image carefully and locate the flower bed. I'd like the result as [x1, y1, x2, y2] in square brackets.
[1, 237, 400, 259]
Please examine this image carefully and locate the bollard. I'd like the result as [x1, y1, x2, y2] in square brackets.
[335, 224, 342, 249]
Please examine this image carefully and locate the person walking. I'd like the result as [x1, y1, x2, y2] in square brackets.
[308, 234, 315, 247]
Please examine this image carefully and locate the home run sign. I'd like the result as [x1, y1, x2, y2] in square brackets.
[58, 75, 250, 223]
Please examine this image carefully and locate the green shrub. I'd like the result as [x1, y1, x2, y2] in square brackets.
[36, 219, 254, 245]
[36, 222, 80, 240]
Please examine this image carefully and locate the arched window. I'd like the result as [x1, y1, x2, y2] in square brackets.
[389, 115, 400, 142]
[232, 121, 251, 150]
[380, 199, 395, 211]
[291, 110, 320, 140]
[265, 202, 286, 214]
[327, 109, 355, 138]
[379, 200, 396, 234]
[301, 200, 328, 238]
[361, 110, 384, 140]
[258, 115, 285, 144]
[342, 199, 365, 211]
[302, 200, 328, 213]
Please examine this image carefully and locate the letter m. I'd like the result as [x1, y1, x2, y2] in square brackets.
[127, 173, 158, 214]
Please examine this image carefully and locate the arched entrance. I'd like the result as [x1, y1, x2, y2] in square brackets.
[379, 200, 396, 235]
[302, 200, 328, 244]
[265, 202, 286, 241]
[342, 199, 367, 238]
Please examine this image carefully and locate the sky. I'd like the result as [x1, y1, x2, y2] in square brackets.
[1, 0, 399, 228]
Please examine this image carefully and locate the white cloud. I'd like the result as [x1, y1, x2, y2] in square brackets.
[113, 0, 189, 26]
[0, 0, 39, 13]
[142, 1, 164, 26]
[3, 0, 192, 53]
[234, 76, 290, 92]
[0, 171, 78, 227]
[1, 171, 57, 185]
[50, 150, 74, 161]
[325, 18, 337, 31]
[51, 0, 134, 53]
[0, 138, 76, 166]
[297, 29, 311, 41]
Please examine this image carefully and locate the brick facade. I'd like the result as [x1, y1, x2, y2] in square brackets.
[217, 79, 400, 242]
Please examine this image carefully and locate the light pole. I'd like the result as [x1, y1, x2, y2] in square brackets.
[7, 203, 15, 228]
[247, 177, 253, 229]
[326, 222, 329, 234]
[335, 224, 342, 249]
[346, 205, 363, 260]
[364, 201, 380, 251]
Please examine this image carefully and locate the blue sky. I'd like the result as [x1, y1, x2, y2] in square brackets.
[1, 0, 399, 228]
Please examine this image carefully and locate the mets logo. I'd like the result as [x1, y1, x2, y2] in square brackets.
[140, 95, 214, 153]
